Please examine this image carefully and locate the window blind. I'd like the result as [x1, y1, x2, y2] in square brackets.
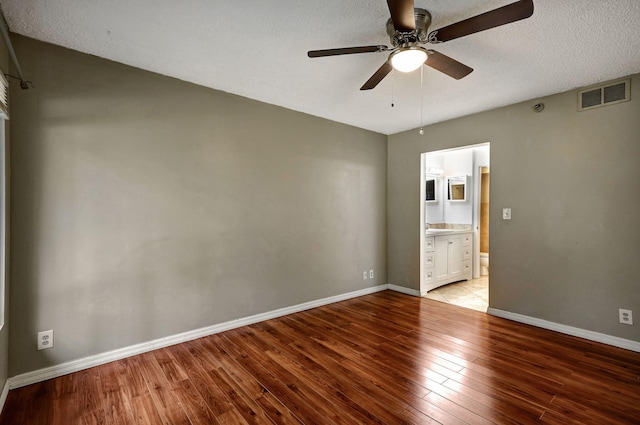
[0, 71, 8, 119]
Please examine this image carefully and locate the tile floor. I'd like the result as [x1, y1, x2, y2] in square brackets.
[424, 276, 489, 312]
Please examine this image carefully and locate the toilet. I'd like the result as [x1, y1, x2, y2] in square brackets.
[480, 252, 489, 276]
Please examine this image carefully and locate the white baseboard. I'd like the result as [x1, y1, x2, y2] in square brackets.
[0, 379, 9, 416]
[388, 284, 421, 297]
[488, 308, 640, 353]
[8, 284, 389, 390]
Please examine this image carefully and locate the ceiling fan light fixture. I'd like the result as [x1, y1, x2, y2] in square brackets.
[389, 46, 428, 73]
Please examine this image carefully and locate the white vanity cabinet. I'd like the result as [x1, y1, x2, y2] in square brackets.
[424, 231, 472, 292]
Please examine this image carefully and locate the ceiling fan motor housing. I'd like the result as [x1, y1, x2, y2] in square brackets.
[386, 8, 432, 46]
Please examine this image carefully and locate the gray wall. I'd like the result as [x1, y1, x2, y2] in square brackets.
[389, 73, 640, 342]
[9, 36, 387, 376]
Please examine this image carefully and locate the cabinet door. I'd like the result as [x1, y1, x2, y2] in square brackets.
[447, 236, 463, 279]
[434, 237, 449, 280]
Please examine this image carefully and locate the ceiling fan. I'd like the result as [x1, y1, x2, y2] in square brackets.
[308, 0, 534, 90]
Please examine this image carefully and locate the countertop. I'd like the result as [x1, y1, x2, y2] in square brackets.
[425, 228, 473, 236]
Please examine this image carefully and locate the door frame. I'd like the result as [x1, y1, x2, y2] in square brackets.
[420, 142, 490, 295]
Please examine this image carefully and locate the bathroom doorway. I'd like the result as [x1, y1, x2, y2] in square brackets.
[421, 144, 489, 312]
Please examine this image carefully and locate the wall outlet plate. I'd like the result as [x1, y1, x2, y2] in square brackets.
[369, 270, 374, 279]
[502, 208, 512, 220]
[619, 309, 633, 325]
[363, 271, 368, 280]
[38, 330, 54, 350]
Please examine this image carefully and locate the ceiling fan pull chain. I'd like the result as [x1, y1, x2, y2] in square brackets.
[419, 66, 424, 135]
[391, 69, 395, 107]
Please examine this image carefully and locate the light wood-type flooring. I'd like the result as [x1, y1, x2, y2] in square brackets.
[425, 277, 489, 313]
[1, 290, 640, 424]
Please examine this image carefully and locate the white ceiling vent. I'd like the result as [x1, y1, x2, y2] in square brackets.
[578, 79, 630, 111]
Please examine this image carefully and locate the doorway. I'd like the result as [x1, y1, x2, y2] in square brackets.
[420, 143, 489, 312]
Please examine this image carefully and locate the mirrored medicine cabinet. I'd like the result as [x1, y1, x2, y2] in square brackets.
[425, 179, 438, 202]
[447, 176, 467, 201]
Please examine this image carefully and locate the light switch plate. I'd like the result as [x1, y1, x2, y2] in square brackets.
[503, 208, 512, 220]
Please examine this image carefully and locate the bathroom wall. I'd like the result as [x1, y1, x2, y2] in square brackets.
[425, 145, 489, 227]
[442, 149, 473, 225]
[424, 153, 444, 223]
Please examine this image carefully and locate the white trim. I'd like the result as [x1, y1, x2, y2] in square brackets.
[8, 284, 389, 390]
[388, 284, 421, 297]
[488, 308, 640, 353]
[0, 379, 8, 415]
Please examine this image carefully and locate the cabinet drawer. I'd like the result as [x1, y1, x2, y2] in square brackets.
[462, 234, 472, 246]
[424, 270, 434, 282]
[462, 260, 471, 274]
[462, 247, 471, 261]
[424, 253, 435, 269]
[424, 237, 435, 252]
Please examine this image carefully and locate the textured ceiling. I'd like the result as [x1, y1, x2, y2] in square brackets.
[1, 0, 639, 135]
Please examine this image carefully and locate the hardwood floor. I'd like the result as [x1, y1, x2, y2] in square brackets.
[2, 290, 640, 424]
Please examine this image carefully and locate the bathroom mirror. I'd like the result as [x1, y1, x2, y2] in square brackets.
[425, 179, 437, 202]
[447, 176, 467, 201]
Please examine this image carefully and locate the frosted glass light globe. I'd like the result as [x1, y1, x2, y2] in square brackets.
[390, 48, 428, 73]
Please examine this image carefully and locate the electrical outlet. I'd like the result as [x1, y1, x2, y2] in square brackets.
[38, 330, 54, 350]
[363, 271, 368, 280]
[502, 208, 512, 220]
[619, 309, 633, 325]
[369, 270, 374, 279]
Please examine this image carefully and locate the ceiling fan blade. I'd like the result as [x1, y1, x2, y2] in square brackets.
[308, 45, 387, 58]
[360, 62, 393, 90]
[428, 0, 534, 43]
[386, 0, 416, 32]
[425, 50, 473, 80]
